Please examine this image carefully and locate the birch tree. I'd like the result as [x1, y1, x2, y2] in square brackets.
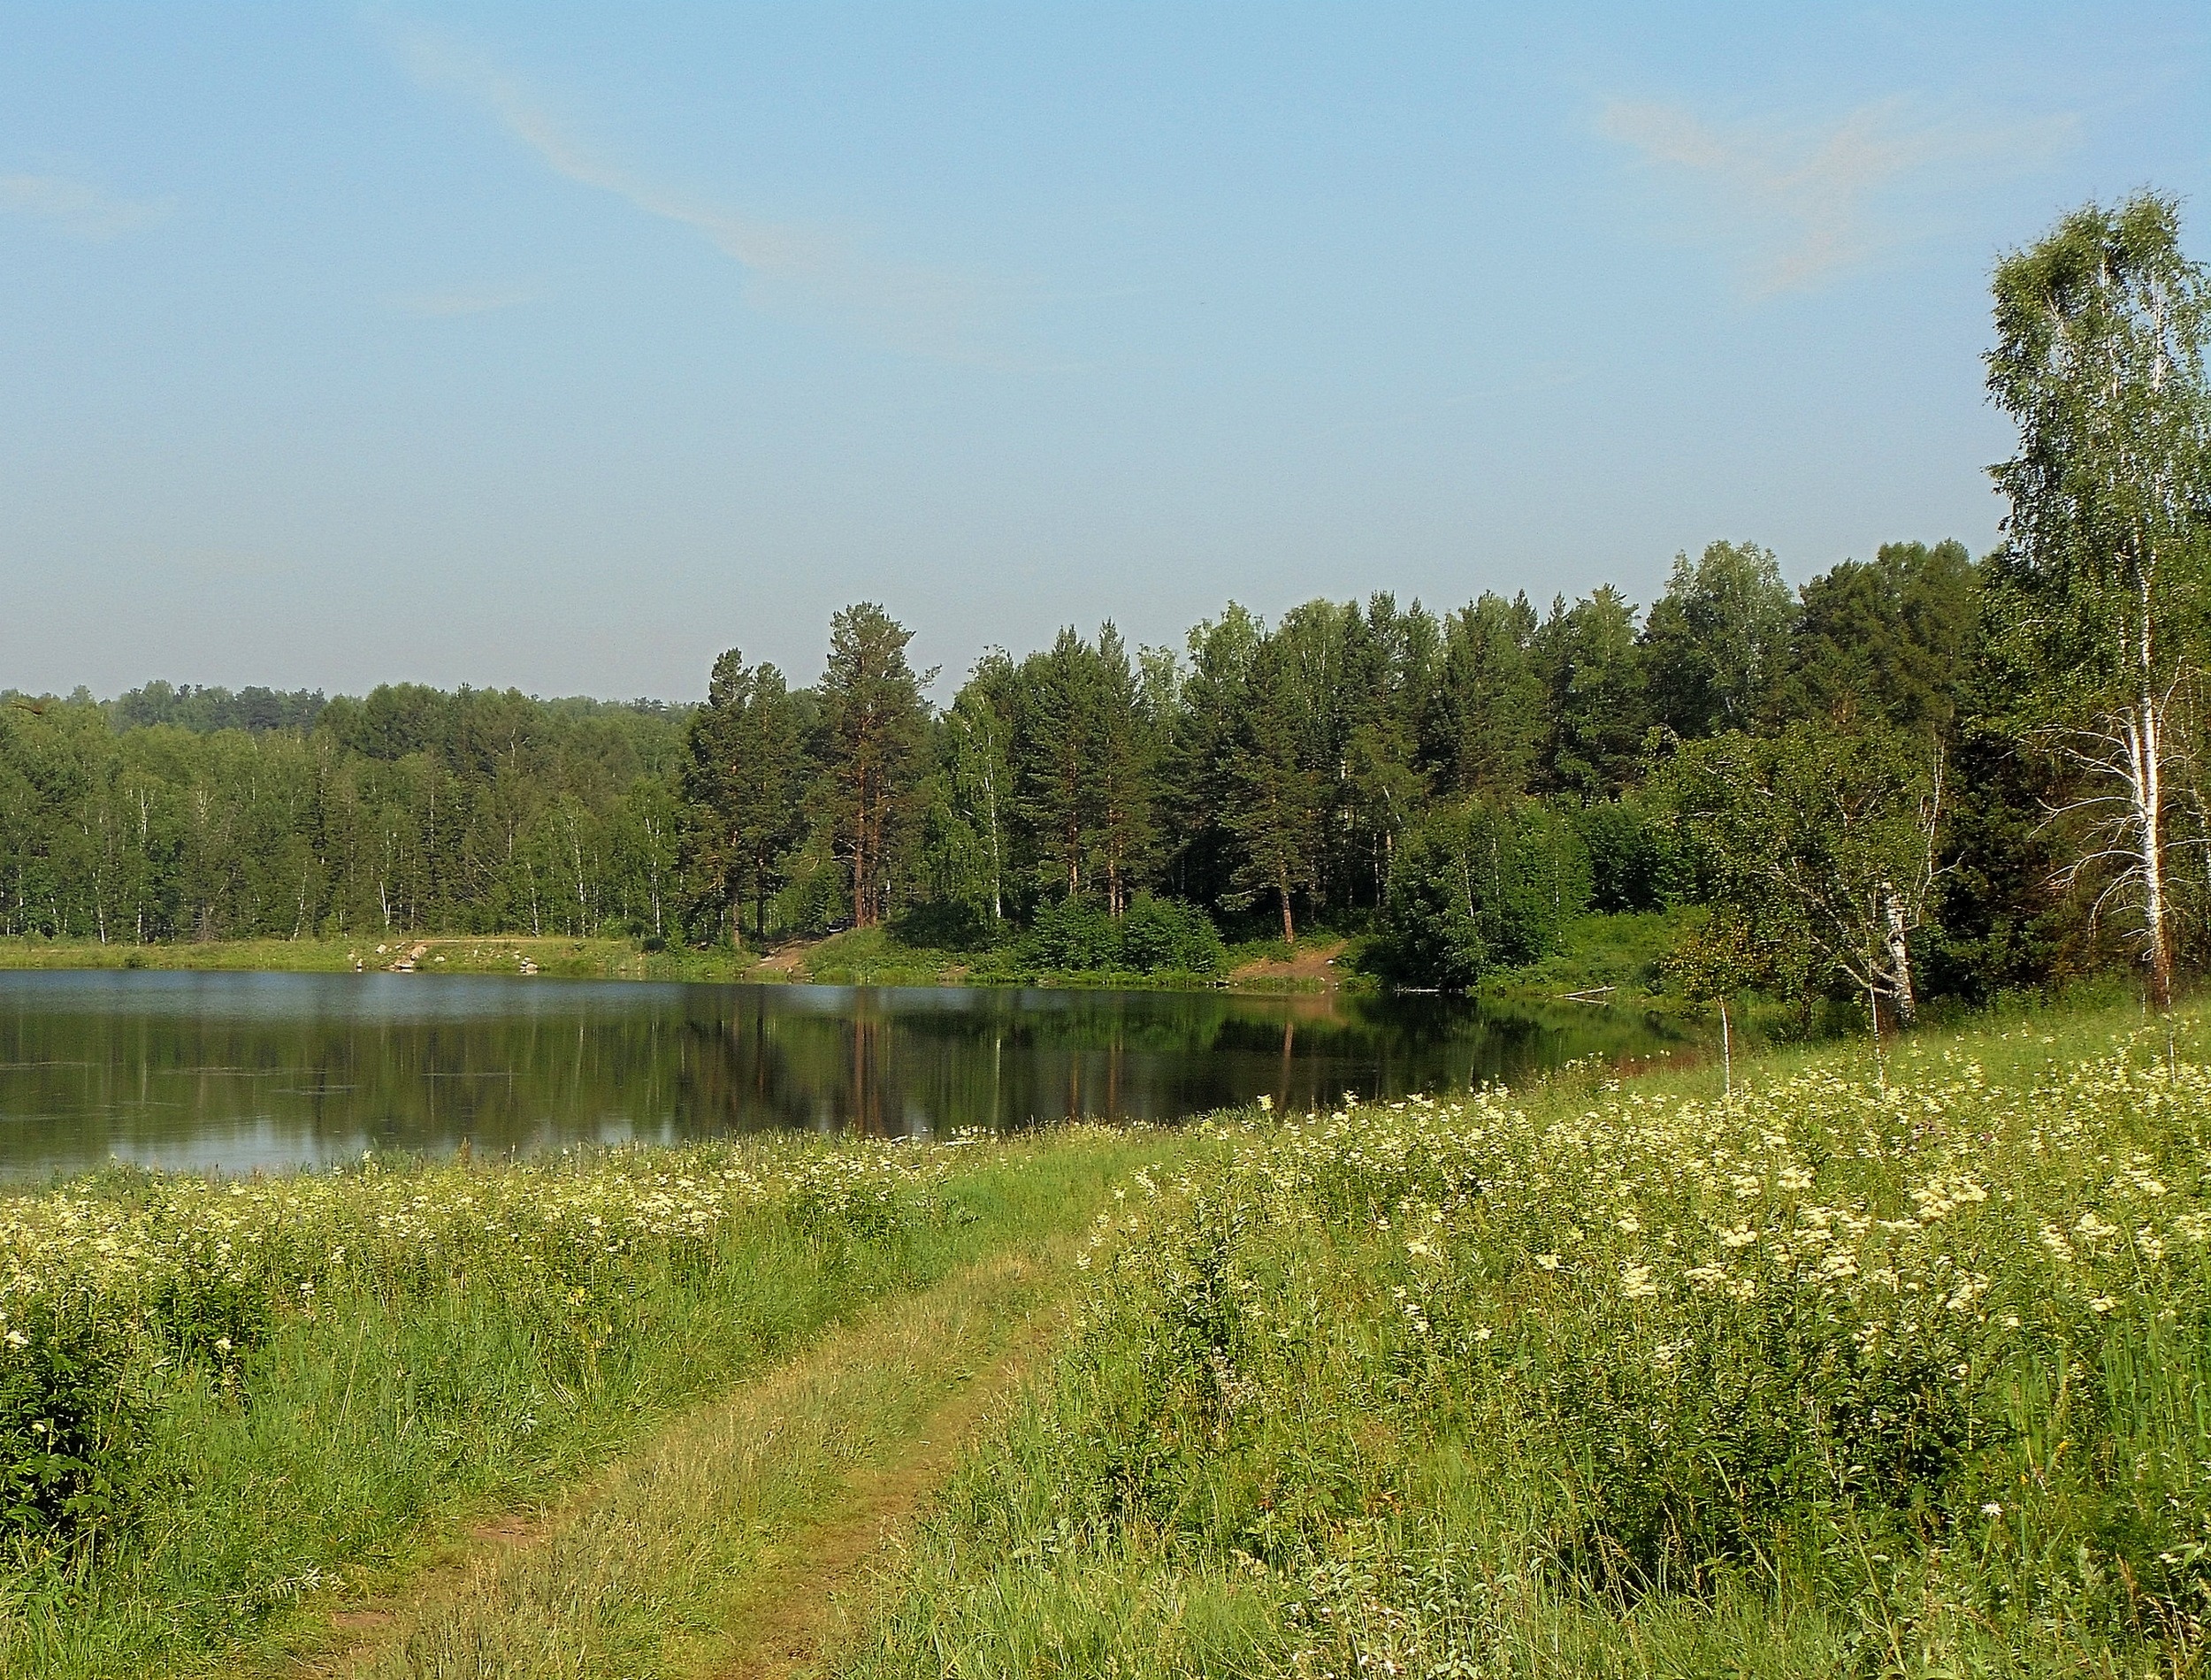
[1986, 193, 2211, 1009]
[1663, 723, 1945, 1034]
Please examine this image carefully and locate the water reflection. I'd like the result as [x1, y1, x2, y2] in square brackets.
[0, 971, 1684, 1176]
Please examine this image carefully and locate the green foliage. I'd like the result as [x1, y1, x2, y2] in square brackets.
[1985, 191, 2211, 722]
[1573, 796, 1681, 913]
[815, 603, 932, 930]
[1422, 592, 1542, 798]
[1118, 894, 1228, 975]
[1788, 539, 1979, 734]
[1534, 586, 1649, 800]
[108, 681, 326, 735]
[1641, 539, 1798, 738]
[1222, 636, 1327, 942]
[1984, 190, 2211, 1008]
[681, 650, 809, 945]
[1023, 895, 1225, 977]
[1659, 723, 1942, 1019]
[1370, 801, 1591, 990]
[0, 1289, 149, 1539]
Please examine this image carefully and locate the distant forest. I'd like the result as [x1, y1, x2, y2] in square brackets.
[0, 536, 2147, 998]
[7, 192, 2207, 1014]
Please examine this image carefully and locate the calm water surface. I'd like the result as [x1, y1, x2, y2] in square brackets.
[0, 970, 1685, 1175]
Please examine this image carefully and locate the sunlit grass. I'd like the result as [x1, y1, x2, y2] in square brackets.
[0, 1127, 1178, 1678]
[845, 1004, 2211, 1677]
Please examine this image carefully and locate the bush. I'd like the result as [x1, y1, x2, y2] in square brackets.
[1025, 895, 1225, 976]
[891, 897, 1002, 952]
[1575, 798, 1682, 913]
[1370, 801, 1590, 989]
[1026, 897, 1122, 970]
[0, 1289, 149, 1539]
[1119, 895, 1227, 976]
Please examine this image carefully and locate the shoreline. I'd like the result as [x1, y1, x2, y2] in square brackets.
[0, 933, 1372, 998]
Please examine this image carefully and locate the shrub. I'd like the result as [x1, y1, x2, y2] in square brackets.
[1370, 800, 1590, 989]
[0, 1288, 148, 1539]
[1118, 896, 1227, 976]
[1575, 797, 1682, 913]
[1026, 897, 1121, 970]
[1025, 895, 1225, 976]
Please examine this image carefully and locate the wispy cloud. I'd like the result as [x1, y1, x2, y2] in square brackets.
[0, 173, 172, 240]
[392, 26, 1021, 363]
[1598, 96, 2074, 294]
[386, 286, 535, 318]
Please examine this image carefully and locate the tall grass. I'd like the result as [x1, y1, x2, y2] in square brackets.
[845, 1007, 2211, 1677]
[0, 1128, 1165, 1677]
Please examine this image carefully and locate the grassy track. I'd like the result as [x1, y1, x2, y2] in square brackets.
[0, 1130, 1189, 1679]
[290, 1240, 1075, 1680]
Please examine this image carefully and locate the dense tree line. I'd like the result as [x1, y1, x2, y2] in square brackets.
[5, 192, 2204, 1015]
[0, 685, 686, 943]
[671, 537, 2050, 998]
[0, 533, 2183, 999]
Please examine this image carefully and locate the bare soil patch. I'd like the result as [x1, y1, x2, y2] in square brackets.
[1230, 935, 1349, 987]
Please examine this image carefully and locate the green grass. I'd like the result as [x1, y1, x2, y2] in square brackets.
[0, 935, 772, 983]
[320, 1239, 1086, 1679]
[842, 1003, 2211, 1677]
[0, 1128, 1188, 1678]
[9, 994, 2206, 1676]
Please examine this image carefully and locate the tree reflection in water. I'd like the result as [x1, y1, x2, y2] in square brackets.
[0, 972, 1685, 1175]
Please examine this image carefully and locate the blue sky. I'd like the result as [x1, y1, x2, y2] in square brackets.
[4, 4, 2206, 702]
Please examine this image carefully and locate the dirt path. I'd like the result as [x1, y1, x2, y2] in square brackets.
[754, 938, 822, 977]
[289, 1245, 1067, 1680]
[1230, 935, 1348, 987]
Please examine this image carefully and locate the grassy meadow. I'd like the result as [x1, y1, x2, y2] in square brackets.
[846, 1006, 2211, 1678]
[0, 1126, 1181, 1676]
[4, 1001, 2208, 1677]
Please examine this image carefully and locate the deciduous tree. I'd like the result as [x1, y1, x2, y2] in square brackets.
[1985, 192, 2211, 1009]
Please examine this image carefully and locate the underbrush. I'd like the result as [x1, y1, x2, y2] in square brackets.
[848, 1009, 2211, 1677]
[0, 1128, 1165, 1677]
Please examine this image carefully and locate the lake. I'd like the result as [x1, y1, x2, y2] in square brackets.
[0, 969, 1686, 1176]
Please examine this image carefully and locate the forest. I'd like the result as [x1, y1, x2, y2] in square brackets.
[3, 193, 2206, 1024]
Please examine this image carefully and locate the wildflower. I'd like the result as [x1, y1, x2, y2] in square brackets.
[2088, 1295, 2118, 1315]
[1982, 1502, 2004, 1518]
[4, 1329, 25, 1348]
[1619, 1264, 1659, 1300]
[1256, 1095, 1274, 1113]
[1534, 1253, 1560, 1271]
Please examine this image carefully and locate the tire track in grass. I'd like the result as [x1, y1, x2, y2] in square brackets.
[288, 1241, 1069, 1680]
